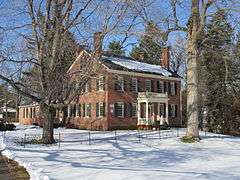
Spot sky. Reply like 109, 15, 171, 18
0, 0, 239, 59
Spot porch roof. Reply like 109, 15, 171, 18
137, 92, 169, 103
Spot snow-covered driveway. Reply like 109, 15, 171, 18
1, 126, 240, 180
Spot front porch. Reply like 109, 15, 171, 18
137, 92, 169, 129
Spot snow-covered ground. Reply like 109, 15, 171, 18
1, 125, 240, 180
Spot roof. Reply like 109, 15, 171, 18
0, 106, 16, 113
101, 54, 177, 77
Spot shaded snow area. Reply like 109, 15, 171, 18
102, 56, 172, 76
1, 125, 240, 180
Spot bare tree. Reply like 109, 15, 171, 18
0, 0, 142, 143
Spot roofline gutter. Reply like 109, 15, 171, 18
106, 69, 181, 81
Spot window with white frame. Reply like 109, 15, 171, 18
115, 76, 124, 91
85, 103, 91, 117
131, 78, 138, 92
146, 80, 151, 92
132, 103, 137, 117
84, 81, 91, 93
115, 102, 124, 117
170, 104, 176, 117
170, 82, 175, 95
157, 81, 164, 93
96, 102, 105, 117
97, 76, 105, 91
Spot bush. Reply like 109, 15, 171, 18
5, 123, 16, 131
180, 135, 200, 143
0, 122, 16, 131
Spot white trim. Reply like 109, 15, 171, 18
115, 102, 124, 118
145, 79, 151, 92
131, 78, 138, 92
107, 69, 181, 81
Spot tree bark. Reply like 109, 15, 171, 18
40, 103, 55, 144
186, 0, 200, 139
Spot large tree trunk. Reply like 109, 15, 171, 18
40, 103, 55, 144
186, 0, 200, 139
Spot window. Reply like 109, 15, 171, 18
84, 81, 91, 93
131, 78, 138, 92
85, 103, 91, 117
170, 82, 175, 95
71, 104, 76, 117
132, 103, 137, 117
146, 80, 151, 92
159, 104, 165, 116
169, 104, 177, 117
157, 81, 164, 93
96, 102, 106, 117
97, 76, 105, 91
76, 104, 81, 117
115, 76, 124, 91
115, 102, 124, 117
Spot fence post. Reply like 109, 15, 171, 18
177, 128, 179, 137
158, 129, 161, 140
88, 131, 91, 145
24, 134, 26, 148
138, 130, 141, 143
114, 130, 117, 143
3, 131, 6, 140
58, 132, 60, 149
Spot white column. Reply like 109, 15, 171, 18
67, 104, 71, 117
146, 101, 149, 125
166, 101, 169, 125
137, 102, 141, 125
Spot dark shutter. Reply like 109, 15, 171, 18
103, 76, 106, 91
73, 104, 76, 117
129, 103, 133, 117
174, 82, 177, 95
79, 104, 81, 117
114, 77, 118, 90
168, 82, 171, 94
124, 77, 127, 91
163, 103, 166, 118
168, 105, 171, 117
114, 103, 117, 117
164, 82, 167, 93
88, 80, 92, 92
83, 104, 85, 117
124, 103, 127, 117
96, 79, 99, 91
175, 105, 178, 117
103, 102, 106, 117
157, 81, 160, 93
151, 80, 154, 92
89, 104, 91, 117
96, 103, 99, 117
138, 80, 141, 92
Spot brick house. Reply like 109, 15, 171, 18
19, 33, 182, 130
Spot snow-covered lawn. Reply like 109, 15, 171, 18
1, 125, 240, 180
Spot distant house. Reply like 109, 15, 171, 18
0, 106, 17, 122
19, 32, 182, 130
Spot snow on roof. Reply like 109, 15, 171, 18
0, 106, 16, 113
102, 55, 173, 77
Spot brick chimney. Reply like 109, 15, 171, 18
93, 32, 103, 59
161, 47, 170, 69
